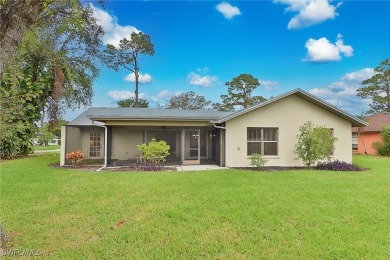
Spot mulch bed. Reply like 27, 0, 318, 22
107, 166, 177, 172
50, 163, 101, 171
50, 163, 177, 172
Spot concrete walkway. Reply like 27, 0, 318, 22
176, 164, 228, 171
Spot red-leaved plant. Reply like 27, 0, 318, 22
66, 149, 84, 166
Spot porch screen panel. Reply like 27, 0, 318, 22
200, 130, 207, 157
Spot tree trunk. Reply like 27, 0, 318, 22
134, 61, 139, 108
386, 83, 390, 112
40, 106, 45, 134
358, 127, 367, 155
0, 0, 47, 79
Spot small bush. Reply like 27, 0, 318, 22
372, 126, 390, 156
137, 139, 170, 165
294, 121, 338, 167
372, 141, 390, 156
316, 160, 363, 171
249, 153, 267, 168
66, 149, 84, 166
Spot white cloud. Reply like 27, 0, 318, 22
124, 72, 152, 84
151, 90, 182, 103
151, 90, 170, 102
261, 80, 280, 91
275, 0, 341, 29
90, 4, 140, 47
197, 67, 209, 73
187, 71, 218, 88
107, 90, 145, 101
304, 34, 353, 62
309, 68, 376, 115
216, 2, 241, 19
342, 68, 376, 83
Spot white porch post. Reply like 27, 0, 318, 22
60, 126, 66, 166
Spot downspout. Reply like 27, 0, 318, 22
213, 123, 227, 167
212, 123, 226, 130
94, 122, 108, 172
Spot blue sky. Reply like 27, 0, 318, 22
65, 1, 390, 120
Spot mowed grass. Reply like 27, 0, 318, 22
1, 154, 389, 258
33, 145, 60, 151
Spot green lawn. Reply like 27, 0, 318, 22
1, 154, 389, 258
33, 145, 60, 151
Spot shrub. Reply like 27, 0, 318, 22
249, 153, 267, 168
66, 149, 84, 166
294, 121, 338, 167
0, 122, 35, 159
372, 126, 390, 156
316, 160, 363, 171
137, 139, 170, 165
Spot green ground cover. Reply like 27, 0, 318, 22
33, 145, 60, 151
1, 154, 389, 258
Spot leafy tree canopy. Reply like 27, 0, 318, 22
357, 58, 390, 113
0, 1, 103, 159
212, 74, 266, 112
167, 91, 211, 110
118, 97, 149, 108
0, 0, 104, 79
44, 119, 69, 137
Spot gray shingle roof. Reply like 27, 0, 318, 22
67, 89, 368, 127
67, 107, 234, 126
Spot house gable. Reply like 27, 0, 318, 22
213, 89, 368, 127
224, 93, 355, 167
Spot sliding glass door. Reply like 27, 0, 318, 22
182, 129, 200, 165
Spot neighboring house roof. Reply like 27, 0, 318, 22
68, 89, 368, 127
352, 113, 390, 133
211, 89, 368, 127
67, 107, 233, 126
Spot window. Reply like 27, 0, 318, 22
352, 133, 358, 151
247, 128, 278, 156
90, 132, 101, 157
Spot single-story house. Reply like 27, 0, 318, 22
60, 89, 367, 167
352, 113, 390, 155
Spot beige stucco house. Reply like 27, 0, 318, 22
60, 89, 367, 167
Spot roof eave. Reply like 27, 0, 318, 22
87, 116, 215, 122
211, 88, 369, 127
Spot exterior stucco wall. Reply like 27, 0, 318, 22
357, 132, 381, 155
225, 94, 353, 167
